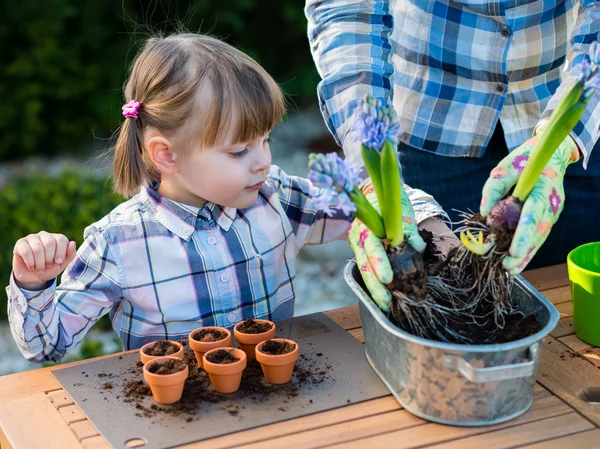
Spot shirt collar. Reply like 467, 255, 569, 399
140, 186, 236, 240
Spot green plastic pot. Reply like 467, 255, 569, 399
567, 242, 600, 347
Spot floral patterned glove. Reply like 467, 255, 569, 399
348, 181, 426, 312
480, 131, 580, 275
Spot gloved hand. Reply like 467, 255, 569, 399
480, 131, 580, 275
348, 181, 426, 312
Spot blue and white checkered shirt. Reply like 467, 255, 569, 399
306, 0, 600, 168
7, 165, 444, 363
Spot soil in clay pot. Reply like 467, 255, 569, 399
234, 319, 276, 360
203, 348, 247, 394
189, 327, 231, 368
140, 340, 184, 364
373, 229, 543, 345
256, 339, 299, 385
143, 357, 189, 404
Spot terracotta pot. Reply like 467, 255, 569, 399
188, 326, 232, 368
139, 340, 184, 365
255, 339, 299, 385
143, 357, 189, 404
233, 319, 276, 360
202, 347, 247, 393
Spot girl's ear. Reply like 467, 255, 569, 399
147, 135, 178, 176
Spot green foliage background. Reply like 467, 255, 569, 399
0, 0, 319, 161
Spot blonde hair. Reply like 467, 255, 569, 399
114, 33, 285, 197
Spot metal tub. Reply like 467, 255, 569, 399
343, 261, 559, 426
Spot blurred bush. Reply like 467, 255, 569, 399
0, 171, 124, 321
0, 0, 319, 161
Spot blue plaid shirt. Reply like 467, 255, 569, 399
7, 165, 444, 363
306, 0, 600, 168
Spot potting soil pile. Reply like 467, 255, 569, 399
52, 312, 389, 449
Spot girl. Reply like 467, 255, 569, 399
7, 34, 442, 364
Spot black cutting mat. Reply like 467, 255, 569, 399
52, 312, 389, 449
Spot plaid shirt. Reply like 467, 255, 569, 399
7, 165, 444, 363
306, 0, 600, 168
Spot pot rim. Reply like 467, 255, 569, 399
255, 338, 299, 365
143, 356, 189, 382
189, 326, 232, 351
202, 347, 247, 374
234, 319, 275, 335
344, 261, 560, 353
140, 340, 184, 360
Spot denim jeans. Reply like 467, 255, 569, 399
399, 124, 600, 269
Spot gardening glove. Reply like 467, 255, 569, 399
480, 131, 581, 275
348, 181, 426, 312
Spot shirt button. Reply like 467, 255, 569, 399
228, 313, 238, 324
207, 236, 217, 245
500, 27, 511, 38
220, 273, 229, 282
496, 84, 506, 93
182, 228, 191, 235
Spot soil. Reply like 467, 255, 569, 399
120, 345, 331, 420
379, 229, 544, 344
192, 329, 227, 342
205, 349, 239, 364
147, 359, 188, 375
260, 340, 296, 355
143, 340, 180, 357
236, 319, 273, 334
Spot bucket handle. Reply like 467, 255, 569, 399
445, 343, 539, 383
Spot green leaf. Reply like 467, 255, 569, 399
380, 141, 404, 246
361, 144, 386, 214
349, 187, 386, 239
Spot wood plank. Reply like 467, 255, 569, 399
81, 435, 112, 449
423, 412, 593, 449
523, 264, 569, 291
559, 335, 600, 368
328, 395, 571, 449
554, 302, 573, 318
70, 420, 101, 441
551, 317, 575, 338
347, 328, 364, 343
324, 305, 362, 330
47, 389, 75, 408
58, 404, 87, 424
542, 286, 571, 305
517, 429, 600, 448
0, 392, 82, 448
537, 335, 600, 426
235, 409, 424, 449
178, 397, 400, 449
0, 349, 136, 403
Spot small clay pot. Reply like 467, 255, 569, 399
188, 326, 232, 368
139, 340, 184, 365
233, 319, 276, 360
143, 357, 189, 404
255, 338, 299, 385
202, 347, 247, 393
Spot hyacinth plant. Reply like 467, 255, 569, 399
309, 96, 466, 342
452, 45, 600, 324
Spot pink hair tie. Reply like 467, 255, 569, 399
122, 100, 141, 119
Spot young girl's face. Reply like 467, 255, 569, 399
169, 129, 272, 209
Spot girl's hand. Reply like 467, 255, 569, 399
12, 232, 77, 290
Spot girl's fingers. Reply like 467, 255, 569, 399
354, 238, 392, 311
13, 239, 36, 271
60, 241, 77, 270
26, 235, 46, 271
38, 231, 57, 268
52, 234, 70, 265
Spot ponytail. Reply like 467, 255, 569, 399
113, 115, 159, 197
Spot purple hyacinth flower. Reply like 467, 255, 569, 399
350, 95, 403, 151
308, 152, 363, 217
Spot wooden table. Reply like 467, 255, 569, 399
1, 264, 600, 449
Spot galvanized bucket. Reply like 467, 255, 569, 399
343, 262, 559, 426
